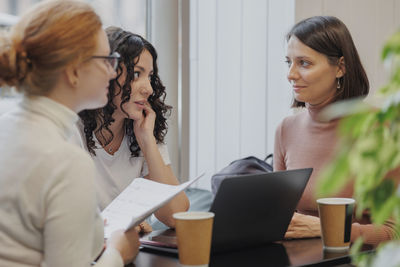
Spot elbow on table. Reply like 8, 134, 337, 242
166, 197, 190, 228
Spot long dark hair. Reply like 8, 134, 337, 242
79, 26, 171, 157
287, 16, 369, 107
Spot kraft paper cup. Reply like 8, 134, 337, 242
317, 198, 355, 252
173, 211, 214, 267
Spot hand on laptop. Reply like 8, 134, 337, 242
284, 212, 321, 239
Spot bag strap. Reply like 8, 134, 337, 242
264, 153, 273, 162
264, 153, 274, 170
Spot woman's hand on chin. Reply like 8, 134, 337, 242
134, 103, 156, 147
284, 212, 321, 239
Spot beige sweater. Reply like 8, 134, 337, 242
274, 102, 395, 245
0, 96, 123, 267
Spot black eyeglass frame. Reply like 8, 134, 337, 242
91, 51, 121, 70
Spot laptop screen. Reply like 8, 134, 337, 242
140, 168, 312, 254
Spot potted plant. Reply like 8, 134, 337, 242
317, 30, 400, 267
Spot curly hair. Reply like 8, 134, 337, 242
78, 26, 171, 157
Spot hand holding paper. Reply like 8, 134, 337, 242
102, 174, 204, 238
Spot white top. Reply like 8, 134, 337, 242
0, 96, 123, 267
71, 121, 171, 210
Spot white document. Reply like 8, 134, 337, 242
102, 174, 204, 238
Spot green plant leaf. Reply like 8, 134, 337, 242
317, 152, 350, 197
317, 29, 400, 258
369, 180, 398, 224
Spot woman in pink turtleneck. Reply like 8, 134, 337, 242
274, 16, 395, 245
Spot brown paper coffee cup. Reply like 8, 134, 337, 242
317, 198, 355, 252
173, 211, 214, 267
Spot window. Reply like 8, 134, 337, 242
0, 0, 148, 105
0, 0, 147, 36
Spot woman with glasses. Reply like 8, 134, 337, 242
76, 27, 189, 228
0, 1, 139, 266
92, 51, 121, 71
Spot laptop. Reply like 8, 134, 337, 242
140, 168, 312, 254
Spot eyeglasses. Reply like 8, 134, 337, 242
91, 51, 120, 70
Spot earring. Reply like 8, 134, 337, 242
336, 78, 341, 90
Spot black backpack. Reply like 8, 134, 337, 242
211, 154, 273, 196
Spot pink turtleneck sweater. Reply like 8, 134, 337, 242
274, 101, 395, 245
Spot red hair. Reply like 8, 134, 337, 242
0, 0, 102, 95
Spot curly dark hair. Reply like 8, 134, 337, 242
78, 26, 172, 157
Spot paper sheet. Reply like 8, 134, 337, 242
102, 174, 204, 238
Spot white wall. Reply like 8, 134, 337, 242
295, 0, 400, 94
148, 0, 180, 178
187, 0, 295, 190
184, 0, 400, 190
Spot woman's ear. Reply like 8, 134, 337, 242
336, 56, 346, 78
64, 64, 79, 88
